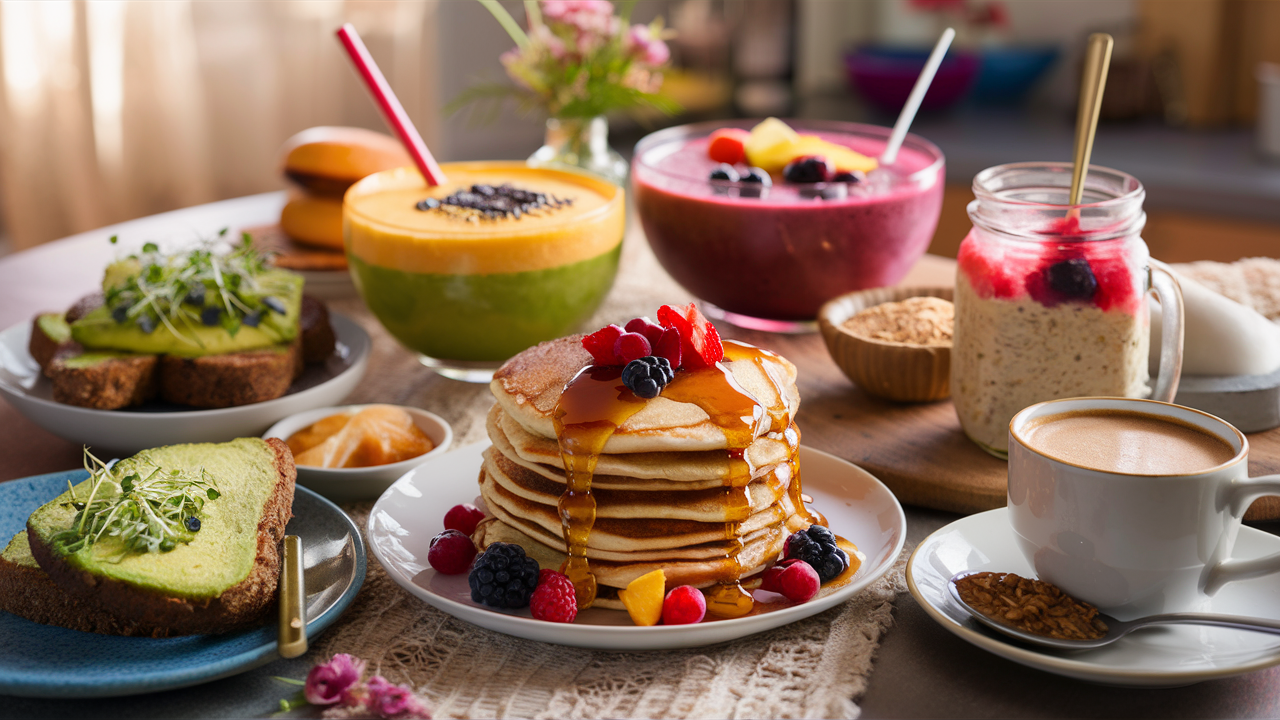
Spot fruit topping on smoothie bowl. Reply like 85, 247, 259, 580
344, 162, 625, 377
633, 119, 945, 324
422, 303, 866, 626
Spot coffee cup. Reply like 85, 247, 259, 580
1007, 397, 1280, 619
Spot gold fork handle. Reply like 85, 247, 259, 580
278, 535, 308, 658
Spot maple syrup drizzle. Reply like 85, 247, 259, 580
550, 340, 813, 617
552, 365, 648, 609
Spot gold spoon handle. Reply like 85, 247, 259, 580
1069, 33, 1115, 206
278, 535, 308, 658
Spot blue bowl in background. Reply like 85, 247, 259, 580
972, 46, 1059, 103
844, 45, 982, 113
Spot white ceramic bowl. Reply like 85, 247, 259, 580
264, 404, 453, 501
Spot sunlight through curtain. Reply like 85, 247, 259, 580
0, 0, 438, 250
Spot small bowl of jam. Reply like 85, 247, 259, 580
264, 403, 453, 500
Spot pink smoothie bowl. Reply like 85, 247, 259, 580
631, 119, 946, 325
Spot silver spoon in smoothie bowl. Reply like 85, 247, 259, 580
947, 571, 1280, 650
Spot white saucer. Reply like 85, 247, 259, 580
908, 508, 1280, 687
368, 442, 906, 651
0, 313, 370, 454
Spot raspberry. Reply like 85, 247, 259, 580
582, 324, 624, 365
784, 525, 849, 583
662, 585, 706, 625
707, 128, 749, 165
760, 559, 819, 602
443, 503, 485, 536
530, 569, 578, 623
428, 530, 476, 575
624, 317, 665, 346
653, 327, 683, 368
468, 542, 541, 608
614, 332, 652, 364
657, 303, 723, 370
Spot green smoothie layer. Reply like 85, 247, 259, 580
350, 245, 621, 362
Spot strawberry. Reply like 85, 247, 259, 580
654, 327, 683, 367
707, 128, 749, 165
582, 324, 624, 365
657, 303, 723, 370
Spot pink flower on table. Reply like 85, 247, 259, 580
366, 675, 432, 719
305, 653, 367, 706
625, 24, 670, 66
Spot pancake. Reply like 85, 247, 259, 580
473, 516, 795, 592
489, 404, 795, 486
484, 447, 792, 522
479, 463, 802, 552
490, 336, 800, 454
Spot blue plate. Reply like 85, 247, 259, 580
0, 470, 366, 698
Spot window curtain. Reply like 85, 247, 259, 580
0, 0, 439, 251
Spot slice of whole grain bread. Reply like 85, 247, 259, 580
26, 438, 297, 636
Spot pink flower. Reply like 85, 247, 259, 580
366, 676, 431, 719
541, 0, 613, 23
305, 654, 366, 706
531, 25, 568, 60
626, 24, 670, 66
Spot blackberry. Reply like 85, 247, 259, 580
621, 356, 675, 399
709, 164, 740, 182
184, 516, 201, 532
1045, 259, 1098, 300
785, 525, 849, 583
833, 171, 863, 183
783, 155, 834, 184
468, 542, 541, 609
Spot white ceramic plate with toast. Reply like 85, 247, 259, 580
909, 508, 1280, 687
0, 469, 366, 698
0, 313, 370, 454
367, 442, 906, 651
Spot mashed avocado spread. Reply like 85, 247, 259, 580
26, 438, 279, 599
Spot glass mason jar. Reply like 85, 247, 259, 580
951, 162, 1184, 457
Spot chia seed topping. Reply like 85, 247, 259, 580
415, 184, 573, 222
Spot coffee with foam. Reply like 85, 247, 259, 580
1022, 409, 1236, 475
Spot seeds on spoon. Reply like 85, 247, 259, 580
955, 571, 1108, 641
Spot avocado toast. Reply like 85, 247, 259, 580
27, 236, 336, 410
15, 437, 296, 636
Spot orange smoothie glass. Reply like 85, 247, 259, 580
344, 162, 625, 381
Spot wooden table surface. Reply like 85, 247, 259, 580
3, 193, 1280, 718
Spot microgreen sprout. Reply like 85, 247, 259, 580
96, 231, 289, 348
56, 448, 220, 557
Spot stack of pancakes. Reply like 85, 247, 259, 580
476, 336, 812, 610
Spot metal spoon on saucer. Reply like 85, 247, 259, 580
947, 572, 1280, 650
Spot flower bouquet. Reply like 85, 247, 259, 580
452, 0, 679, 184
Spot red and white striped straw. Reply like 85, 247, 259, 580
336, 23, 447, 187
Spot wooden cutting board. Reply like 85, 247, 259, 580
722, 309, 1280, 523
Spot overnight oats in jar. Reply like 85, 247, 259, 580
951, 162, 1183, 457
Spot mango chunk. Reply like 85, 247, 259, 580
618, 569, 666, 626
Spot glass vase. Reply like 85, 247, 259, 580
528, 116, 628, 186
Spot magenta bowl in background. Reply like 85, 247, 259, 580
632, 119, 945, 327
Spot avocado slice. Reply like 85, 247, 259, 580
35, 313, 71, 344
2, 531, 38, 569
70, 270, 304, 357
26, 438, 281, 600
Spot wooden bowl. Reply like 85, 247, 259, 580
817, 286, 954, 402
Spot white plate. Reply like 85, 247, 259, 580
0, 313, 370, 454
368, 442, 906, 650
263, 404, 454, 501
908, 508, 1280, 687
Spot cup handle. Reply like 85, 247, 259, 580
1205, 474, 1280, 595
1149, 260, 1184, 403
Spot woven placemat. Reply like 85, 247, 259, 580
309, 223, 910, 719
